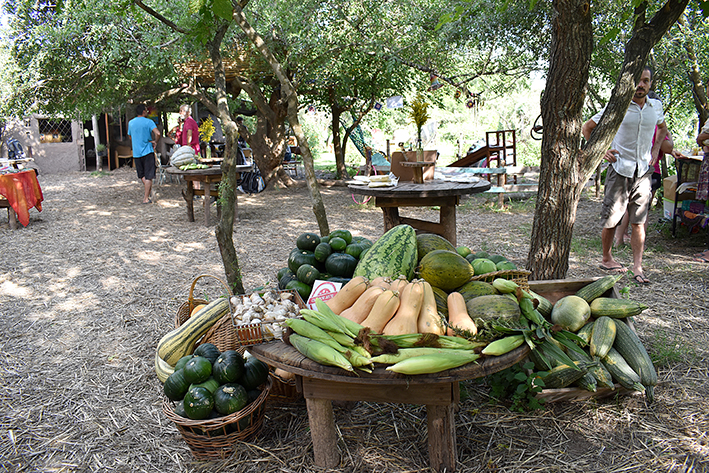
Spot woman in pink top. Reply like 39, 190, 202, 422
178, 104, 200, 154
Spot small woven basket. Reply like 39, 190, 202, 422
175, 274, 233, 329
469, 269, 531, 292
162, 377, 272, 460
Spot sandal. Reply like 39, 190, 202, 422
632, 274, 650, 284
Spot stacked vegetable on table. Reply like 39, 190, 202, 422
278, 224, 657, 401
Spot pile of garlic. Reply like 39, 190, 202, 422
229, 290, 301, 341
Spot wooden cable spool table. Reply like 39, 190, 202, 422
348, 179, 491, 246
249, 340, 529, 472
166, 164, 253, 226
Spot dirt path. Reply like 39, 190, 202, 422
0, 167, 707, 472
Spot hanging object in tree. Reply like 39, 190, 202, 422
374, 102, 383, 111
466, 98, 475, 109
454, 90, 462, 100
429, 74, 443, 92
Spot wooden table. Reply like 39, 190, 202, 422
249, 341, 528, 472
166, 164, 253, 226
0, 170, 43, 229
349, 179, 491, 245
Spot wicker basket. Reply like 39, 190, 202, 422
268, 370, 303, 404
163, 377, 272, 460
469, 269, 531, 292
229, 290, 306, 347
175, 274, 233, 329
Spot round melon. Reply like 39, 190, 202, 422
465, 294, 521, 323
471, 258, 497, 275
488, 254, 507, 264
496, 260, 517, 271
416, 233, 456, 262
456, 246, 472, 258
551, 295, 591, 331
296, 232, 320, 251
417, 249, 474, 292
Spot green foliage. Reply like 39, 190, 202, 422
486, 361, 546, 412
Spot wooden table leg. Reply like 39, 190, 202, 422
184, 181, 195, 222
427, 403, 457, 472
305, 398, 340, 469
381, 206, 400, 231
440, 204, 456, 246
7, 207, 18, 230
203, 180, 211, 226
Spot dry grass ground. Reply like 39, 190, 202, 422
0, 167, 707, 472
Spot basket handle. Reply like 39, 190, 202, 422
188, 274, 233, 314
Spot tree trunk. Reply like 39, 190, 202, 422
527, 0, 689, 280
684, 43, 708, 129
233, 1, 330, 235
208, 25, 246, 295
330, 101, 348, 179
527, 0, 593, 280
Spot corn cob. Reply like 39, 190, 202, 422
301, 309, 353, 337
492, 278, 518, 294
481, 335, 525, 356
288, 333, 354, 372
518, 297, 547, 327
381, 333, 485, 350
590, 297, 648, 319
286, 318, 348, 353
589, 316, 616, 358
342, 349, 374, 372
315, 299, 365, 337
527, 289, 553, 318
601, 347, 645, 392
385, 351, 480, 375
371, 347, 477, 364
324, 329, 356, 347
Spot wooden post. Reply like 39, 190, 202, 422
92, 115, 101, 171
305, 398, 340, 468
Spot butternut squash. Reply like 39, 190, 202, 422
369, 276, 391, 289
340, 285, 386, 323
417, 281, 445, 335
383, 281, 424, 335
446, 291, 477, 336
360, 289, 400, 333
388, 276, 409, 294
325, 276, 368, 314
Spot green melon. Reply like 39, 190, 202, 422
488, 254, 507, 264
496, 260, 518, 271
551, 295, 591, 332
296, 232, 321, 251
455, 280, 498, 301
471, 258, 497, 275
416, 233, 456, 262
417, 249, 475, 292
456, 246, 472, 258
465, 294, 521, 323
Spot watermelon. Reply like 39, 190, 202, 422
353, 225, 417, 281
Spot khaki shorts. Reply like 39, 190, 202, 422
601, 166, 652, 229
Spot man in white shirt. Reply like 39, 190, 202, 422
582, 67, 668, 284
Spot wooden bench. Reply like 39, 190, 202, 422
441, 166, 540, 207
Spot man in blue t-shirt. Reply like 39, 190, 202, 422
127, 104, 161, 204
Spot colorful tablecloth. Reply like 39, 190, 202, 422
0, 170, 43, 227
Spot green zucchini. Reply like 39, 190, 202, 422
566, 347, 615, 389
590, 297, 648, 318
612, 319, 657, 398
589, 316, 616, 358
539, 361, 591, 389
574, 274, 623, 303
601, 347, 645, 392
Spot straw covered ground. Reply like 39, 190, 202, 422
1, 166, 708, 472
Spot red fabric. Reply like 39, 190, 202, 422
0, 170, 43, 227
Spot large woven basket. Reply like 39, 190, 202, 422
267, 369, 303, 404
162, 378, 272, 460
469, 269, 531, 292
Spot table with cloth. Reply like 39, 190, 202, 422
0, 170, 43, 229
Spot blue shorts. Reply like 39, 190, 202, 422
135, 153, 156, 180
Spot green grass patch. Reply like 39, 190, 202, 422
648, 328, 697, 367
90, 170, 110, 177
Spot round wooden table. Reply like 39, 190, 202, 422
348, 179, 491, 246
166, 164, 253, 226
249, 340, 529, 472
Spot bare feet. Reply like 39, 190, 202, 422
693, 249, 709, 263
